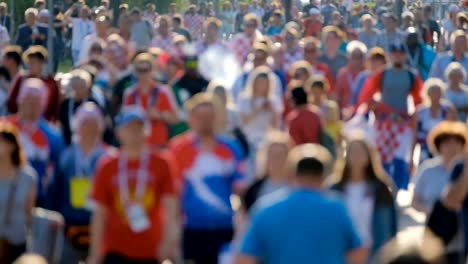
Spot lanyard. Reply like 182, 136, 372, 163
74, 144, 100, 176
404, 45, 420, 69
118, 150, 150, 206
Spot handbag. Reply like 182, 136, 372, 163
0, 176, 19, 263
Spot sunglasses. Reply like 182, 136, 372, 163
244, 23, 257, 28
304, 48, 317, 53
136, 66, 152, 73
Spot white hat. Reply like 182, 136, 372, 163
448, 4, 460, 13
38, 9, 49, 18
309, 8, 320, 16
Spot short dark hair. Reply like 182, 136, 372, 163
0, 121, 26, 167
290, 86, 308, 106
130, 8, 141, 15
172, 15, 182, 24
296, 157, 325, 178
4, 46, 22, 66
434, 134, 466, 151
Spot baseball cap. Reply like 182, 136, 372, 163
390, 43, 405, 53
309, 8, 320, 16
448, 4, 460, 13
114, 106, 146, 127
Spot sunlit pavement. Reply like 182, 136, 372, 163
397, 184, 426, 235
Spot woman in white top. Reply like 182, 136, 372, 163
445, 62, 468, 121
329, 136, 397, 258
237, 66, 283, 180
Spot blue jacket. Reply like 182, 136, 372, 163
416, 44, 436, 81
47, 144, 107, 226
16, 24, 48, 51
330, 180, 398, 254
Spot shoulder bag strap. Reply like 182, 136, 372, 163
3, 176, 19, 227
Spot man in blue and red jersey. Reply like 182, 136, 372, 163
170, 93, 247, 264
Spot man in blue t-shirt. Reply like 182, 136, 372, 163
237, 144, 367, 264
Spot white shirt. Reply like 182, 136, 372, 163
71, 18, 95, 50
344, 182, 374, 247
0, 24, 9, 50
78, 34, 103, 64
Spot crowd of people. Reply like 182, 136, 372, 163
0, 0, 467, 263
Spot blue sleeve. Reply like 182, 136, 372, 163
240, 213, 265, 258
223, 138, 246, 183
450, 162, 465, 182
45, 156, 65, 211
351, 73, 367, 105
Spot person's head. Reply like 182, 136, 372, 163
87, 39, 105, 59
303, 37, 321, 63
25, 8, 38, 26
204, 17, 221, 40
207, 79, 230, 105
133, 53, 154, 82
72, 102, 104, 143
146, 3, 156, 12
383, 13, 398, 31
283, 27, 300, 49
423, 78, 445, 106
220, 0, 231, 11
258, 131, 290, 178
3, 46, 23, 70
35, 0, 45, 10
169, 3, 177, 14
79, 5, 90, 19
95, 15, 111, 38
69, 69, 92, 100
243, 13, 260, 37
23, 46, 48, 76
13, 254, 48, 264
360, 14, 376, 30
445, 62, 467, 86
448, 4, 460, 19
37, 9, 49, 24
289, 61, 313, 82
288, 144, 333, 186
172, 14, 183, 28
185, 93, 220, 136
336, 135, 392, 187
406, 27, 422, 48
17, 78, 48, 121
130, 8, 142, 22
158, 15, 171, 35
105, 34, 129, 69
288, 81, 309, 108
115, 106, 147, 149
251, 42, 269, 68
0, 121, 26, 168
322, 26, 343, 52
331, 10, 341, 25
308, 8, 322, 21
306, 75, 330, 102
188, 4, 197, 15
271, 10, 282, 25
456, 12, 468, 28
428, 121, 467, 161
346, 40, 367, 69
367, 47, 387, 71
389, 43, 407, 68
119, 4, 129, 15
450, 30, 467, 55
0, 3, 7, 16
244, 66, 274, 98
423, 4, 432, 19
402, 11, 415, 28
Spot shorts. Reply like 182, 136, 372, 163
183, 229, 234, 264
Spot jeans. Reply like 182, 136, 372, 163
72, 49, 80, 66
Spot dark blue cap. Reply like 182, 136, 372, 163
390, 43, 405, 53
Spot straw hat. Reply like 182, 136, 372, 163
427, 121, 468, 154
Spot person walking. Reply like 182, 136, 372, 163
236, 143, 367, 264
0, 121, 37, 263
88, 106, 179, 264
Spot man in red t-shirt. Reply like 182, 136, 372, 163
88, 106, 178, 264
286, 81, 323, 145
123, 53, 178, 148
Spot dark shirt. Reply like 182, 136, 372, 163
174, 73, 209, 98
111, 73, 136, 115
173, 28, 192, 42
450, 161, 468, 253
16, 24, 48, 51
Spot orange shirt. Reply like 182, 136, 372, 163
124, 84, 175, 147
91, 151, 176, 259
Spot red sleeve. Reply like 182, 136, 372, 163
287, 114, 302, 145
358, 71, 383, 105
324, 67, 335, 94
91, 156, 114, 207
335, 69, 348, 109
157, 153, 177, 197
156, 92, 174, 113
159, 150, 181, 196
7, 75, 23, 114
411, 75, 424, 106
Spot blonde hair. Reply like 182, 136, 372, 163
257, 131, 291, 177
243, 13, 260, 26
423, 78, 446, 105
241, 66, 276, 99
288, 60, 313, 78
70, 69, 92, 89
445, 61, 467, 81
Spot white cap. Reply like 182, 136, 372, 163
448, 4, 460, 13
309, 8, 320, 16
38, 9, 49, 18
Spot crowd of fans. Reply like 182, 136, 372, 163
0, 0, 467, 263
